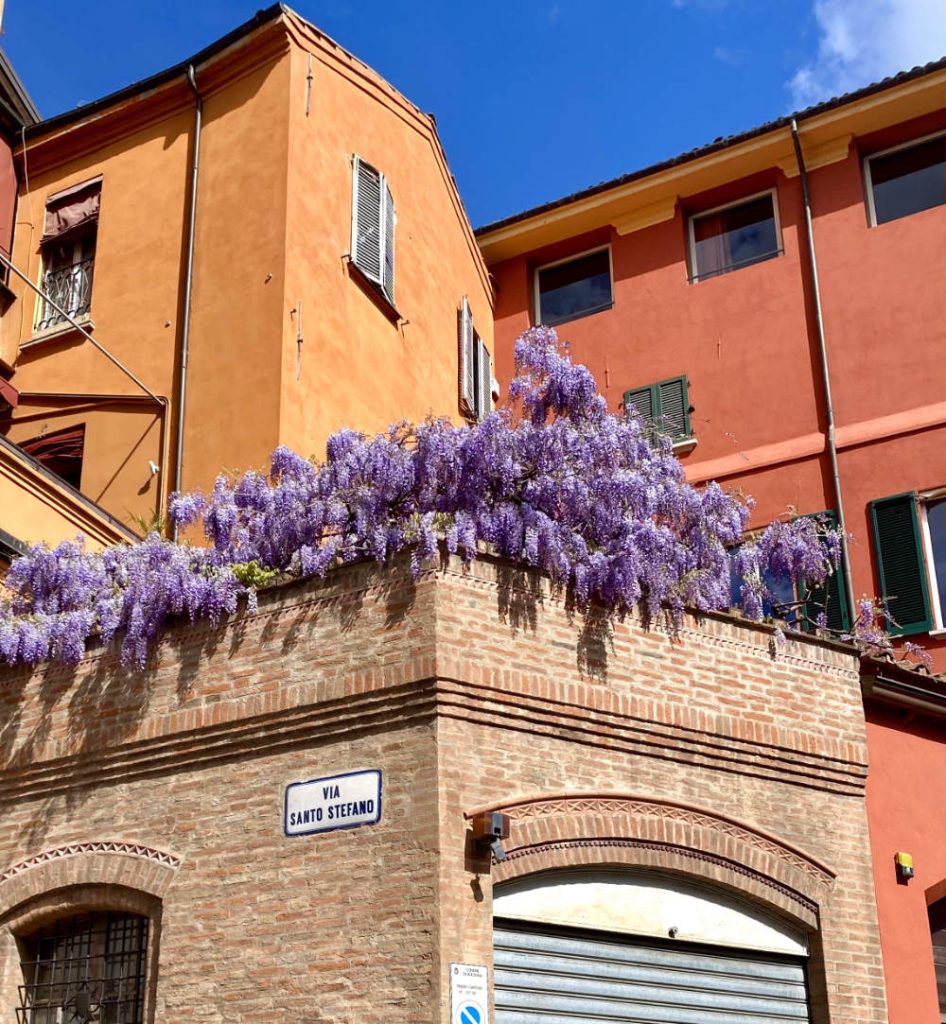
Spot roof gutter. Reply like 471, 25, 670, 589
172, 64, 202, 539
790, 118, 857, 629
862, 670, 946, 719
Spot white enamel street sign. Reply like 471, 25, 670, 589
284, 769, 382, 836
450, 963, 489, 1024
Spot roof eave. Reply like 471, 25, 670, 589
475, 57, 946, 262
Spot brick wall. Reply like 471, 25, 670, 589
0, 553, 886, 1022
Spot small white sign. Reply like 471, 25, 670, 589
450, 963, 489, 1024
284, 769, 382, 837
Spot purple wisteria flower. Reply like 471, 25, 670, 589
0, 328, 845, 669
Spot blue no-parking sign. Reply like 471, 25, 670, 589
450, 963, 489, 1024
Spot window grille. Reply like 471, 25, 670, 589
17, 912, 148, 1024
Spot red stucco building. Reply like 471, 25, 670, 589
477, 60, 946, 1022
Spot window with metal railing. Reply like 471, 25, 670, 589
17, 911, 148, 1024
35, 177, 101, 333
36, 243, 95, 332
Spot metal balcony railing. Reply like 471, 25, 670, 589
37, 256, 95, 331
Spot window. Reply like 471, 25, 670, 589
351, 156, 395, 305
929, 896, 946, 1022
535, 247, 612, 326
458, 295, 492, 422
19, 424, 86, 490
865, 133, 945, 226
797, 510, 851, 633
870, 491, 946, 635
623, 376, 691, 444
0, 526, 27, 577
36, 178, 101, 332
17, 911, 149, 1024
729, 550, 799, 624
729, 511, 851, 633
688, 191, 781, 281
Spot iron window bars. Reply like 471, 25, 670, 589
17, 912, 148, 1024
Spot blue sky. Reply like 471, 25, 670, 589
4, 1, 944, 227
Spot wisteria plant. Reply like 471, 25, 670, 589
1, 327, 846, 670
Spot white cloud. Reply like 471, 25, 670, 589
789, 0, 946, 108
713, 45, 743, 67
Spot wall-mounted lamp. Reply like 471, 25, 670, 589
471, 811, 510, 863
895, 851, 914, 881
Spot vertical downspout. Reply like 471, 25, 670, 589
791, 118, 857, 626
173, 64, 202, 539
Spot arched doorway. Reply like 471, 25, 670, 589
493, 870, 812, 1022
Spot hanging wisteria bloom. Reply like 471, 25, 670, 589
0, 328, 843, 669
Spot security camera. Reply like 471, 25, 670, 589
148, 461, 160, 477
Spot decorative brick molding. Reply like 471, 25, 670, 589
0, 842, 181, 919
472, 793, 835, 928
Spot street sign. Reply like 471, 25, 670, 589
284, 769, 382, 837
450, 963, 489, 1024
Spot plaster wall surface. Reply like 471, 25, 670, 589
1, 12, 492, 529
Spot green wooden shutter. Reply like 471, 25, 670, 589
658, 376, 690, 440
799, 511, 850, 632
624, 385, 654, 423
624, 378, 690, 442
870, 493, 932, 635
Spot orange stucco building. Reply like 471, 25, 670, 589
0, 5, 492, 532
0, 48, 133, 561
478, 60, 946, 1022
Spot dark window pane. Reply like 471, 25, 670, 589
928, 497, 946, 622
871, 137, 945, 225
729, 549, 798, 623
19, 912, 148, 1024
19, 424, 85, 490
692, 194, 779, 279
538, 249, 611, 325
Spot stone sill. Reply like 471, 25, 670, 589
671, 436, 698, 454
21, 315, 94, 350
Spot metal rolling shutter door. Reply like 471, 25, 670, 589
494, 923, 811, 1024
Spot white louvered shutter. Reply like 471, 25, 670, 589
352, 156, 383, 285
458, 296, 475, 415
382, 180, 396, 303
477, 338, 492, 421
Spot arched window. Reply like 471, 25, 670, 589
16, 911, 148, 1023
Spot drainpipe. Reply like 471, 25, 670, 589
790, 118, 857, 627
173, 63, 202, 539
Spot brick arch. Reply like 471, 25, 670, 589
467, 792, 836, 929
0, 842, 181, 921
